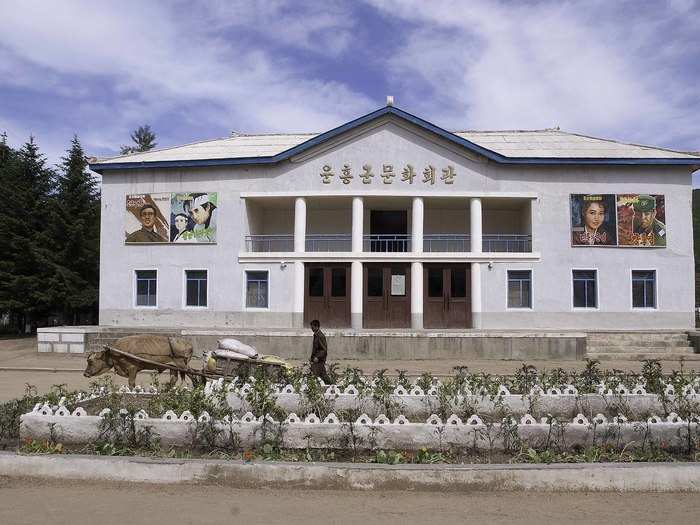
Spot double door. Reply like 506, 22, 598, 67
424, 264, 471, 328
304, 264, 350, 327
363, 263, 411, 328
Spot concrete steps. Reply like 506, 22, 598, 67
587, 331, 699, 361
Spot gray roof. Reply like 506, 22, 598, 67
92, 106, 700, 170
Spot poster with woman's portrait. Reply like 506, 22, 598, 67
616, 194, 666, 247
170, 192, 218, 243
125, 193, 171, 243
570, 194, 617, 246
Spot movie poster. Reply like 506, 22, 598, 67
125, 193, 171, 243
616, 194, 666, 247
125, 192, 218, 244
170, 192, 218, 243
570, 194, 617, 246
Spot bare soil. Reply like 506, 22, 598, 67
2, 336, 700, 402
0, 476, 698, 525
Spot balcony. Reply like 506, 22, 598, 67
245, 233, 532, 253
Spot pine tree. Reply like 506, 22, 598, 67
0, 137, 57, 332
51, 136, 100, 324
120, 124, 157, 154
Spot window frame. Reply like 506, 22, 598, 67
183, 268, 209, 309
571, 268, 599, 310
505, 268, 533, 310
133, 268, 158, 309
244, 268, 270, 311
630, 269, 658, 310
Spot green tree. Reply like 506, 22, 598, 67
0, 136, 57, 332
51, 136, 101, 324
120, 124, 157, 154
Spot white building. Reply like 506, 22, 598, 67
90, 104, 699, 333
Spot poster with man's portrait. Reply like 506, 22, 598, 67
616, 194, 666, 247
170, 192, 218, 243
570, 194, 617, 246
125, 193, 171, 243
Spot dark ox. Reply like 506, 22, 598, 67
84, 335, 194, 388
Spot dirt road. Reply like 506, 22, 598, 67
2, 336, 700, 402
0, 476, 697, 525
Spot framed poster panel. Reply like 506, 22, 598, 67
570, 194, 617, 246
616, 194, 666, 247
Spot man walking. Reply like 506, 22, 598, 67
309, 319, 331, 384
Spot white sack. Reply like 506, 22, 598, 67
217, 338, 259, 358
212, 348, 250, 361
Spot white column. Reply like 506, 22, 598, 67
294, 197, 306, 253
293, 261, 304, 327
471, 262, 482, 329
351, 261, 363, 329
411, 196, 424, 254
470, 197, 482, 254
352, 196, 364, 253
411, 261, 423, 329
470, 197, 483, 328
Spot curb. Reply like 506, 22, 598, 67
0, 367, 84, 372
1, 452, 699, 492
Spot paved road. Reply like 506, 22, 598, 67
2, 336, 700, 402
0, 477, 697, 525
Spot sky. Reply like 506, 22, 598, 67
0, 0, 698, 175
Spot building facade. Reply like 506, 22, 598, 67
91, 106, 700, 331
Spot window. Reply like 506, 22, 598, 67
331, 268, 346, 297
507, 270, 532, 308
246, 271, 269, 308
185, 270, 208, 307
573, 270, 597, 308
308, 268, 324, 297
367, 267, 383, 297
632, 270, 656, 308
135, 270, 157, 307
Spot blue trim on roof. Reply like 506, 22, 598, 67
90, 106, 700, 172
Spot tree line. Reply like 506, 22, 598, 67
0, 125, 156, 333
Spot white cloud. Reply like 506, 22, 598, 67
0, 0, 374, 158
368, 0, 700, 151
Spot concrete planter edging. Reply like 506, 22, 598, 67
1, 452, 699, 492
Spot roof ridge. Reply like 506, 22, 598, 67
560, 131, 700, 156
96, 135, 235, 163
452, 129, 560, 134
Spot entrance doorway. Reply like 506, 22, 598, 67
423, 264, 471, 328
368, 210, 408, 252
363, 263, 411, 328
304, 264, 351, 328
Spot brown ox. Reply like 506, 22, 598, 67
83, 335, 193, 388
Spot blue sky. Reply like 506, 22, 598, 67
0, 0, 698, 173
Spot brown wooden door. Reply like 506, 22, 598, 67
304, 264, 350, 328
363, 263, 411, 328
424, 264, 471, 328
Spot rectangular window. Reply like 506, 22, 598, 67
573, 270, 597, 308
507, 270, 532, 308
632, 270, 656, 308
246, 271, 269, 308
135, 270, 157, 307
185, 270, 208, 307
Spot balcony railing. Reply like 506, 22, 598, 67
306, 234, 352, 252
424, 234, 471, 252
245, 235, 294, 252
363, 234, 411, 252
482, 234, 532, 252
245, 233, 531, 253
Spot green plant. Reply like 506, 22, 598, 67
372, 450, 403, 464
413, 447, 447, 464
